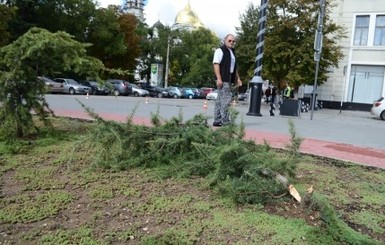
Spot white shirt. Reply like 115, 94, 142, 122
213, 48, 236, 73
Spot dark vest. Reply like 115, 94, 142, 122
218, 45, 237, 84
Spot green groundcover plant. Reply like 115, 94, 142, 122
0, 107, 383, 244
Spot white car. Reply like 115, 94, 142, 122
371, 97, 385, 120
206, 90, 218, 100
129, 83, 149, 97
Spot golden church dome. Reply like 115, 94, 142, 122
174, 2, 204, 29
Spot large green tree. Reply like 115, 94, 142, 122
0, 27, 105, 138
236, 3, 261, 89
2, 0, 97, 43
265, 0, 345, 88
1, 1, 144, 79
35, 0, 97, 42
87, 6, 142, 75
115, 13, 141, 73
0, 3, 16, 46
1, 0, 37, 41
87, 6, 126, 68
178, 28, 219, 88
148, 26, 219, 88
134, 21, 153, 81
236, 0, 345, 90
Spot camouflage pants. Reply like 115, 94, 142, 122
214, 82, 233, 125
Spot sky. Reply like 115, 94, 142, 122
98, 0, 254, 38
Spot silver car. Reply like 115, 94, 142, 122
39, 76, 64, 94
53, 78, 91, 95
128, 83, 149, 97
162, 86, 182, 98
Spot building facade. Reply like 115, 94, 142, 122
319, 0, 385, 110
124, 0, 145, 22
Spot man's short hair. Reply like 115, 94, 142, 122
224, 34, 234, 40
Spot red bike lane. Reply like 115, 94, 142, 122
244, 129, 385, 169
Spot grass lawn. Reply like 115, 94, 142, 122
0, 117, 384, 244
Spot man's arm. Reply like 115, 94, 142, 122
235, 71, 242, 87
213, 63, 223, 88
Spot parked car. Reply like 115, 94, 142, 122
128, 83, 149, 97
238, 89, 250, 101
206, 90, 218, 100
53, 78, 90, 95
80, 81, 110, 95
143, 85, 165, 98
191, 88, 206, 99
106, 79, 132, 96
162, 86, 182, 98
200, 87, 215, 97
39, 76, 63, 94
181, 87, 195, 99
371, 97, 385, 120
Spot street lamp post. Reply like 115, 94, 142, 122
310, 0, 326, 120
164, 36, 171, 88
247, 0, 268, 117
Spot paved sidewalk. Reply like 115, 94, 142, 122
236, 102, 385, 169
244, 129, 385, 169
53, 105, 385, 169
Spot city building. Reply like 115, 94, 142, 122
319, 0, 385, 110
123, 0, 145, 22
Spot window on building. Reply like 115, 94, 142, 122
348, 65, 384, 103
353, 15, 370, 46
374, 15, 385, 46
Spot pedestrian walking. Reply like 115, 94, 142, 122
212, 34, 242, 127
265, 86, 272, 104
269, 85, 278, 116
271, 85, 277, 104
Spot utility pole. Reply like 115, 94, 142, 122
247, 0, 268, 117
311, 0, 326, 120
164, 36, 171, 88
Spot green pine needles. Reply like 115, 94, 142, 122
79, 103, 301, 205
54, 103, 383, 244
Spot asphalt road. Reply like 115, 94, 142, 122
45, 94, 385, 151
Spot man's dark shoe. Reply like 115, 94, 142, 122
212, 122, 222, 127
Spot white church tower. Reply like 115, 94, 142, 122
123, 0, 145, 22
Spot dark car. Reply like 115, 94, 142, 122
80, 81, 110, 95
141, 85, 165, 98
106, 79, 132, 96
191, 88, 205, 99
200, 87, 215, 98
